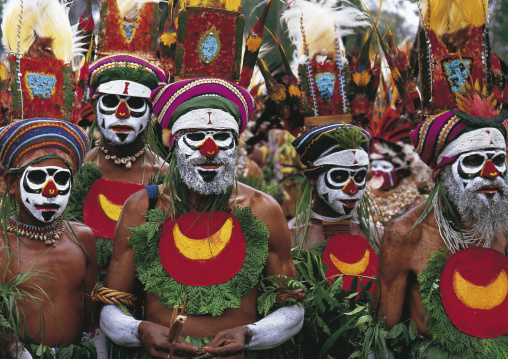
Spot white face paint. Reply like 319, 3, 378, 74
451, 149, 507, 206
316, 166, 368, 216
20, 165, 72, 223
371, 160, 394, 173
175, 129, 238, 196
96, 94, 150, 145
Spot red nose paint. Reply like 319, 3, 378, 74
42, 180, 58, 198
115, 101, 130, 119
342, 178, 359, 195
199, 137, 220, 158
480, 160, 500, 179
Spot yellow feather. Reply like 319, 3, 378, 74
185, 0, 240, 10
422, 0, 487, 36
2, 0, 73, 62
224, 0, 241, 11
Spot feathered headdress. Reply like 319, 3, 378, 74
261, 0, 379, 135
165, 0, 274, 86
87, 0, 166, 100
417, 0, 502, 115
0, 0, 85, 122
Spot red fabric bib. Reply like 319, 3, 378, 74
323, 234, 378, 293
440, 247, 508, 338
159, 211, 246, 286
83, 178, 144, 239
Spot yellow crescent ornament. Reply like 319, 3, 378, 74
453, 269, 508, 310
99, 194, 123, 222
329, 250, 370, 275
174, 218, 233, 260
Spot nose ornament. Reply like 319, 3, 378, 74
115, 101, 130, 119
199, 137, 220, 158
42, 180, 58, 198
343, 178, 359, 195
480, 160, 499, 179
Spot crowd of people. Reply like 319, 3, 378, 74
0, 0, 507, 358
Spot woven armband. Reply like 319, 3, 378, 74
92, 286, 137, 307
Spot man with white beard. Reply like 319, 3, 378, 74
377, 85, 508, 357
96, 78, 304, 358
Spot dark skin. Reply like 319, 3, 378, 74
0, 158, 97, 347
85, 135, 168, 186
288, 173, 382, 248
377, 201, 507, 334
105, 162, 297, 358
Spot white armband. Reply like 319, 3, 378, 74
245, 304, 304, 350
9, 344, 32, 359
91, 328, 108, 359
100, 305, 141, 347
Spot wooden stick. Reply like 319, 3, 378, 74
181, 296, 189, 315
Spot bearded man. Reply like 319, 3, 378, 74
0, 119, 97, 358
377, 87, 508, 357
94, 78, 304, 358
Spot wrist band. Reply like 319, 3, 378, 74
92, 286, 137, 307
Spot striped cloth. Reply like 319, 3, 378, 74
410, 110, 508, 179
150, 78, 256, 147
0, 118, 89, 173
88, 54, 166, 96
292, 123, 370, 171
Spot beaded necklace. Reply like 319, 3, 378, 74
96, 140, 146, 170
6, 216, 65, 247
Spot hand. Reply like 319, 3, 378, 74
138, 321, 204, 358
202, 326, 248, 358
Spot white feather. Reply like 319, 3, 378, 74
2, 0, 76, 62
281, 0, 368, 61
117, 0, 160, 21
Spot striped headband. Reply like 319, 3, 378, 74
0, 119, 90, 173
293, 123, 371, 169
88, 54, 166, 96
411, 110, 508, 178
150, 78, 256, 136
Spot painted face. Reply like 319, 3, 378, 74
451, 149, 507, 205
21, 165, 72, 223
96, 94, 150, 145
316, 166, 368, 216
370, 159, 401, 191
175, 129, 238, 196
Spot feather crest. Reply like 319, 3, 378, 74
281, 0, 368, 62
117, 0, 160, 21
2, 0, 77, 62
421, 0, 487, 36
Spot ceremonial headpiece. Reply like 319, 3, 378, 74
293, 123, 370, 175
382, 0, 503, 117
411, 83, 508, 179
151, 0, 274, 148
151, 78, 256, 148
0, 0, 85, 122
0, 118, 90, 174
163, 0, 274, 87
274, 0, 379, 133
87, 0, 166, 99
